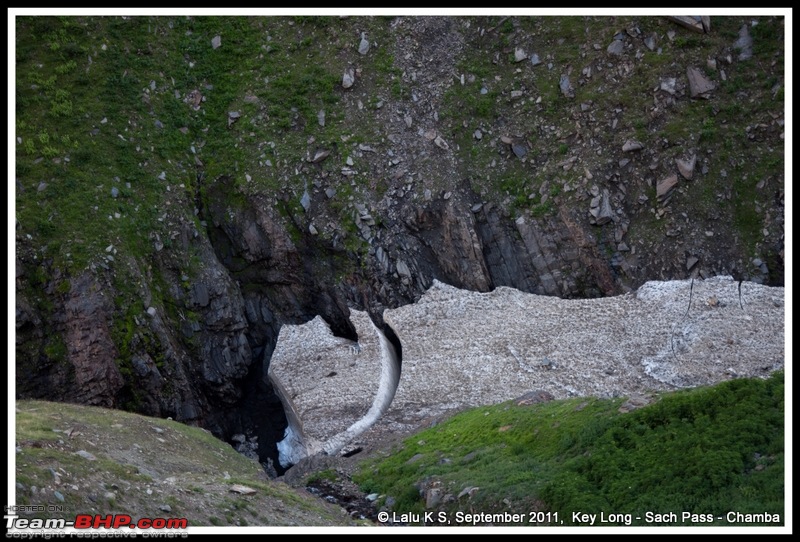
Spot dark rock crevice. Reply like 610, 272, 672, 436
196, 177, 404, 469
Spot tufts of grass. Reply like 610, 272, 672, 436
306, 468, 339, 485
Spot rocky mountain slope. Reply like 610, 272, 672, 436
14, 14, 785, 474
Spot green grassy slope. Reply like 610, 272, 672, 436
354, 372, 784, 526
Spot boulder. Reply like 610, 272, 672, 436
687, 66, 715, 99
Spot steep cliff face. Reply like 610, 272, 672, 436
391, 198, 616, 297
15, 222, 254, 427
15, 172, 626, 470
17, 272, 123, 407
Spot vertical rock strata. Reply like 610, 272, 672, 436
63, 274, 124, 407
269, 277, 783, 465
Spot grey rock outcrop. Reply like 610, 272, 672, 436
607, 39, 624, 55
595, 189, 615, 225
17, 198, 256, 434
342, 68, 355, 89
666, 16, 710, 34
622, 139, 643, 152
559, 74, 574, 98
660, 77, 677, 95
358, 33, 370, 56
657, 174, 679, 202
63, 273, 125, 407
734, 24, 753, 60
